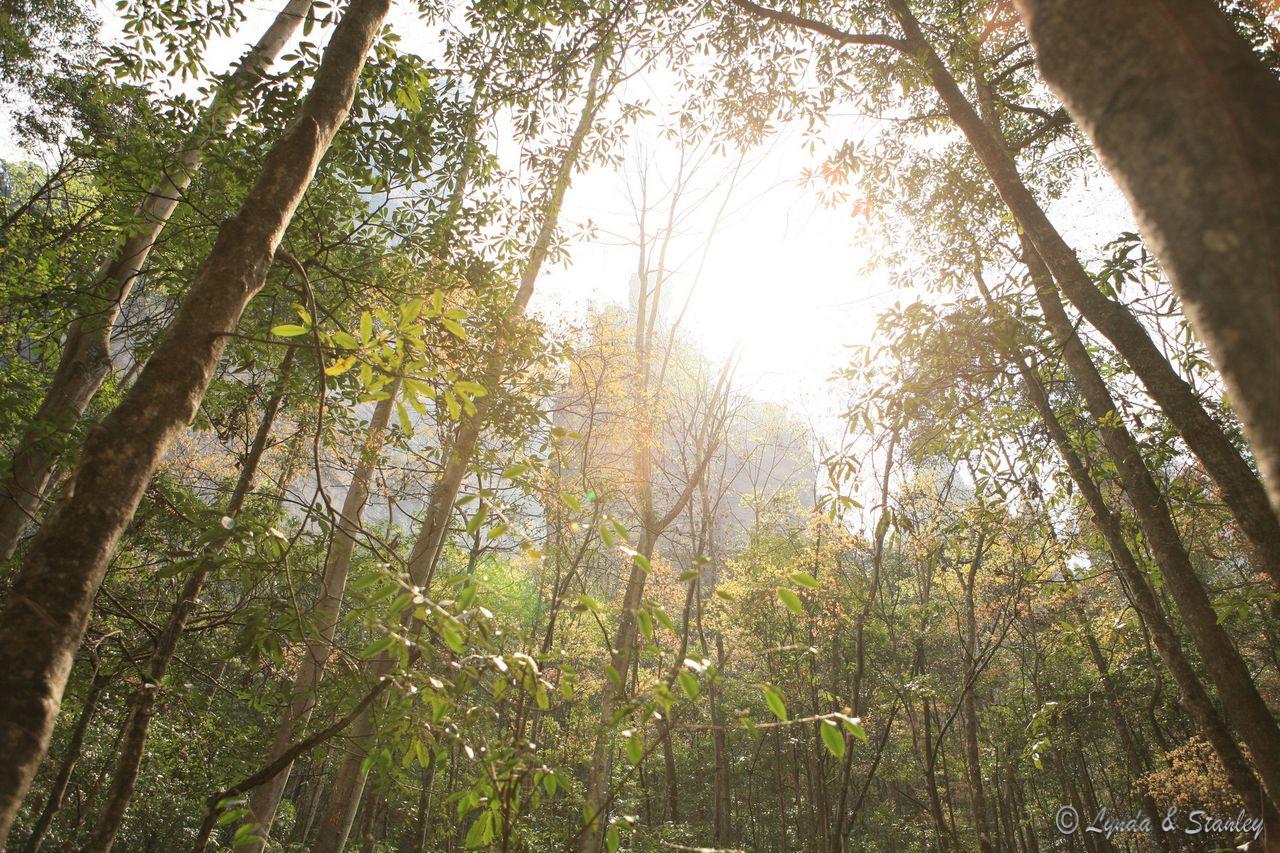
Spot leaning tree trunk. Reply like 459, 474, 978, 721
236, 382, 398, 851
980, 272, 1280, 829
0, 0, 313, 560
1026, 245, 1280, 808
0, 0, 390, 843
1012, 0, 1280, 520
881, 0, 1280, 596
84, 348, 294, 853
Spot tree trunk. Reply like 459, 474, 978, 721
881, 0, 1280, 596
84, 348, 294, 852
0, 0, 313, 560
0, 0, 390, 842
1026, 245, 1280, 808
712, 635, 732, 847
959, 548, 993, 853
310, 689, 379, 853
236, 382, 399, 851
22, 663, 109, 853
412, 749, 436, 853
1012, 0, 1280, 519
982, 281, 1280, 828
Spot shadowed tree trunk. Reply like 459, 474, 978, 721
1012, 0, 1280, 520
84, 347, 294, 852
976, 272, 1280, 831
0, 0, 391, 842
0, 0, 313, 560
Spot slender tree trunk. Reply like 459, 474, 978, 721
661, 721, 678, 824
880, 0, 1280, 595
1012, 0, 1280, 518
84, 349, 294, 852
712, 635, 732, 846
979, 276, 1280, 829
0, 1, 390, 842
920, 663, 951, 852
22, 664, 109, 853
0, 0, 313, 559
236, 382, 399, 851
412, 749, 436, 853
1025, 246, 1280, 807
959, 551, 993, 853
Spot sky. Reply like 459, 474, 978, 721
3, 0, 1133, 444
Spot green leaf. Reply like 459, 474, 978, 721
844, 719, 868, 742
761, 684, 787, 721
777, 587, 804, 615
464, 810, 493, 847
625, 732, 643, 765
360, 635, 396, 659
790, 571, 820, 589
678, 670, 700, 701
271, 324, 307, 337
820, 719, 846, 758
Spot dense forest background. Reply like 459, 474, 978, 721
1, 0, 1280, 850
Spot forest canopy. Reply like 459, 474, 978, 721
1, 0, 1279, 851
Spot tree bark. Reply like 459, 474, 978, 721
0, 0, 313, 560
84, 348, 294, 852
1025, 245, 1280, 808
235, 381, 398, 851
979, 272, 1280, 828
0, 0, 390, 842
1012, 0, 1280, 519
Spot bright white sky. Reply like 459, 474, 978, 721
4, 1, 1132, 442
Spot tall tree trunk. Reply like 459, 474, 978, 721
1076, 610, 1171, 851
84, 348, 294, 852
22, 663, 109, 853
0, 0, 313, 559
711, 635, 732, 846
959, 544, 993, 853
1012, 0, 1280, 519
979, 273, 1280, 828
879, 0, 1280, 595
0, 0, 391, 842
236, 381, 399, 851
313, 46, 611, 853
1025, 245, 1280, 807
